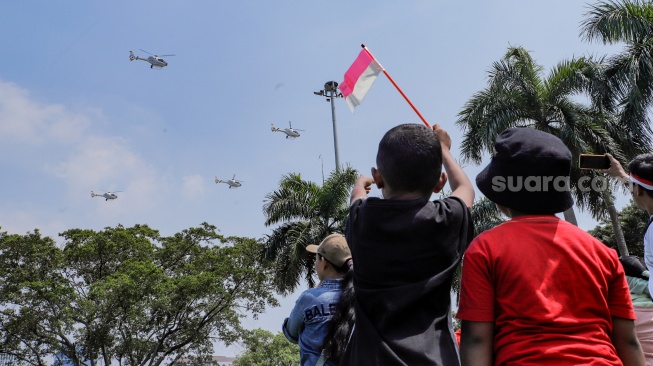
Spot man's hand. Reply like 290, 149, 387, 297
602, 153, 629, 181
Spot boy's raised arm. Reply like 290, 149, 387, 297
434, 124, 474, 208
350, 175, 374, 204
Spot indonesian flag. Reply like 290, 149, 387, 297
340, 49, 384, 112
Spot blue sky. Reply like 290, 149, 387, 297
1, 0, 633, 357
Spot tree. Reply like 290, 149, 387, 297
470, 197, 507, 238
232, 329, 299, 366
581, 0, 653, 155
456, 46, 641, 255
0, 224, 278, 366
262, 167, 358, 294
588, 199, 650, 257
452, 198, 507, 300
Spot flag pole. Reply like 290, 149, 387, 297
361, 44, 430, 128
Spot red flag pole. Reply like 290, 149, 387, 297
361, 44, 430, 128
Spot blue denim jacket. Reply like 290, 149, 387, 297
282, 278, 343, 366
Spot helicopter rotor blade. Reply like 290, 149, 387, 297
159, 54, 175, 57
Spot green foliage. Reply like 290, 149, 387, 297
262, 167, 358, 294
456, 45, 645, 221
232, 329, 299, 366
0, 223, 278, 366
588, 200, 650, 257
581, 0, 653, 151
452, 198, 507, 301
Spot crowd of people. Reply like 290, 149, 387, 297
282, 123, 653, 366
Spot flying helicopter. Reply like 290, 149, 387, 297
129, 49, 175, 69
215, 175, 243, 189
271, 122, 304, 139
91, 190, 121, 201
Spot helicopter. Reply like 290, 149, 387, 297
91, 190, 121, 201
129, 49, 175, 69
215, 175, 243, 189
271, 122, 304, 139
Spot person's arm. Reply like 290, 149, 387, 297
460, 320, 494, 366
611, 316, 646, 366
350, 175, 373, 205
282, 296, 305, 344
603, 153, 629, 181
433, 124, 474, 208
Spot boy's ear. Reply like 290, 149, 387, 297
372, 167, 384, 188
433, 172, 448, 193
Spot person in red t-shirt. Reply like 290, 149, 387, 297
457, 127, 645, 366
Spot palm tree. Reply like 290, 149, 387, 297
452, 198, 506, 300
456, 46, 637, 255
262, 167, 357, 295
581, 0, 653, 156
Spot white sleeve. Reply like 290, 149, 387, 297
644, 225, 653, 297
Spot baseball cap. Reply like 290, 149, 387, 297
305, 233, 351, 267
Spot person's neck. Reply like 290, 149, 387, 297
507, 209, 556, 219
510, 213, 557, 219
637, 195, 653, 216
645, 203, 653, 216
382, 188, 429, 200
321, 274, 344, 281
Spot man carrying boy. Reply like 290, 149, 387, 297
457, 127, 644, 365
341, 123, 474, 365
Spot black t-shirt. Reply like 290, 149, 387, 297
341, 196, 473, 366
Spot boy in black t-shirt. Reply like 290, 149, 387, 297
341, 123, 474, 366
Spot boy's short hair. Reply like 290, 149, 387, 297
376, 124, 442, 195
629, 153, 653, 198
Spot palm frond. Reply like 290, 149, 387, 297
581, 0, 653, 44
262, 168, 357, 291
470, 198, 506, 237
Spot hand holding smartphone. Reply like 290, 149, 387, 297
579, 154, 610, 170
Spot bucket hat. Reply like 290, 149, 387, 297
476, 128, 573, 214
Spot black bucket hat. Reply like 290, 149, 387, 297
476, 128, 574, 214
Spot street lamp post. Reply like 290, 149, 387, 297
314, 81, 343, 171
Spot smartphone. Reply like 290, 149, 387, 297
579, 154, 610, 170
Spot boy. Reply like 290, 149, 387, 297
457, 128, 644, 365
282, 233, 352, 366
341, 123, 474, 365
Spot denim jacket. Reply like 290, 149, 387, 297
282, 278, 343, 366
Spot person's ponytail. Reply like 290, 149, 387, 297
321, 258, 355, 364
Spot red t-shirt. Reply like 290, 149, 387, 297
457, 215, 635, 365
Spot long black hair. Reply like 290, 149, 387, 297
321, 258, 355, 364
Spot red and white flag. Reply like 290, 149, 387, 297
340, 49, 384, 112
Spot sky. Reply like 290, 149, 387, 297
0, 0, 635, 358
